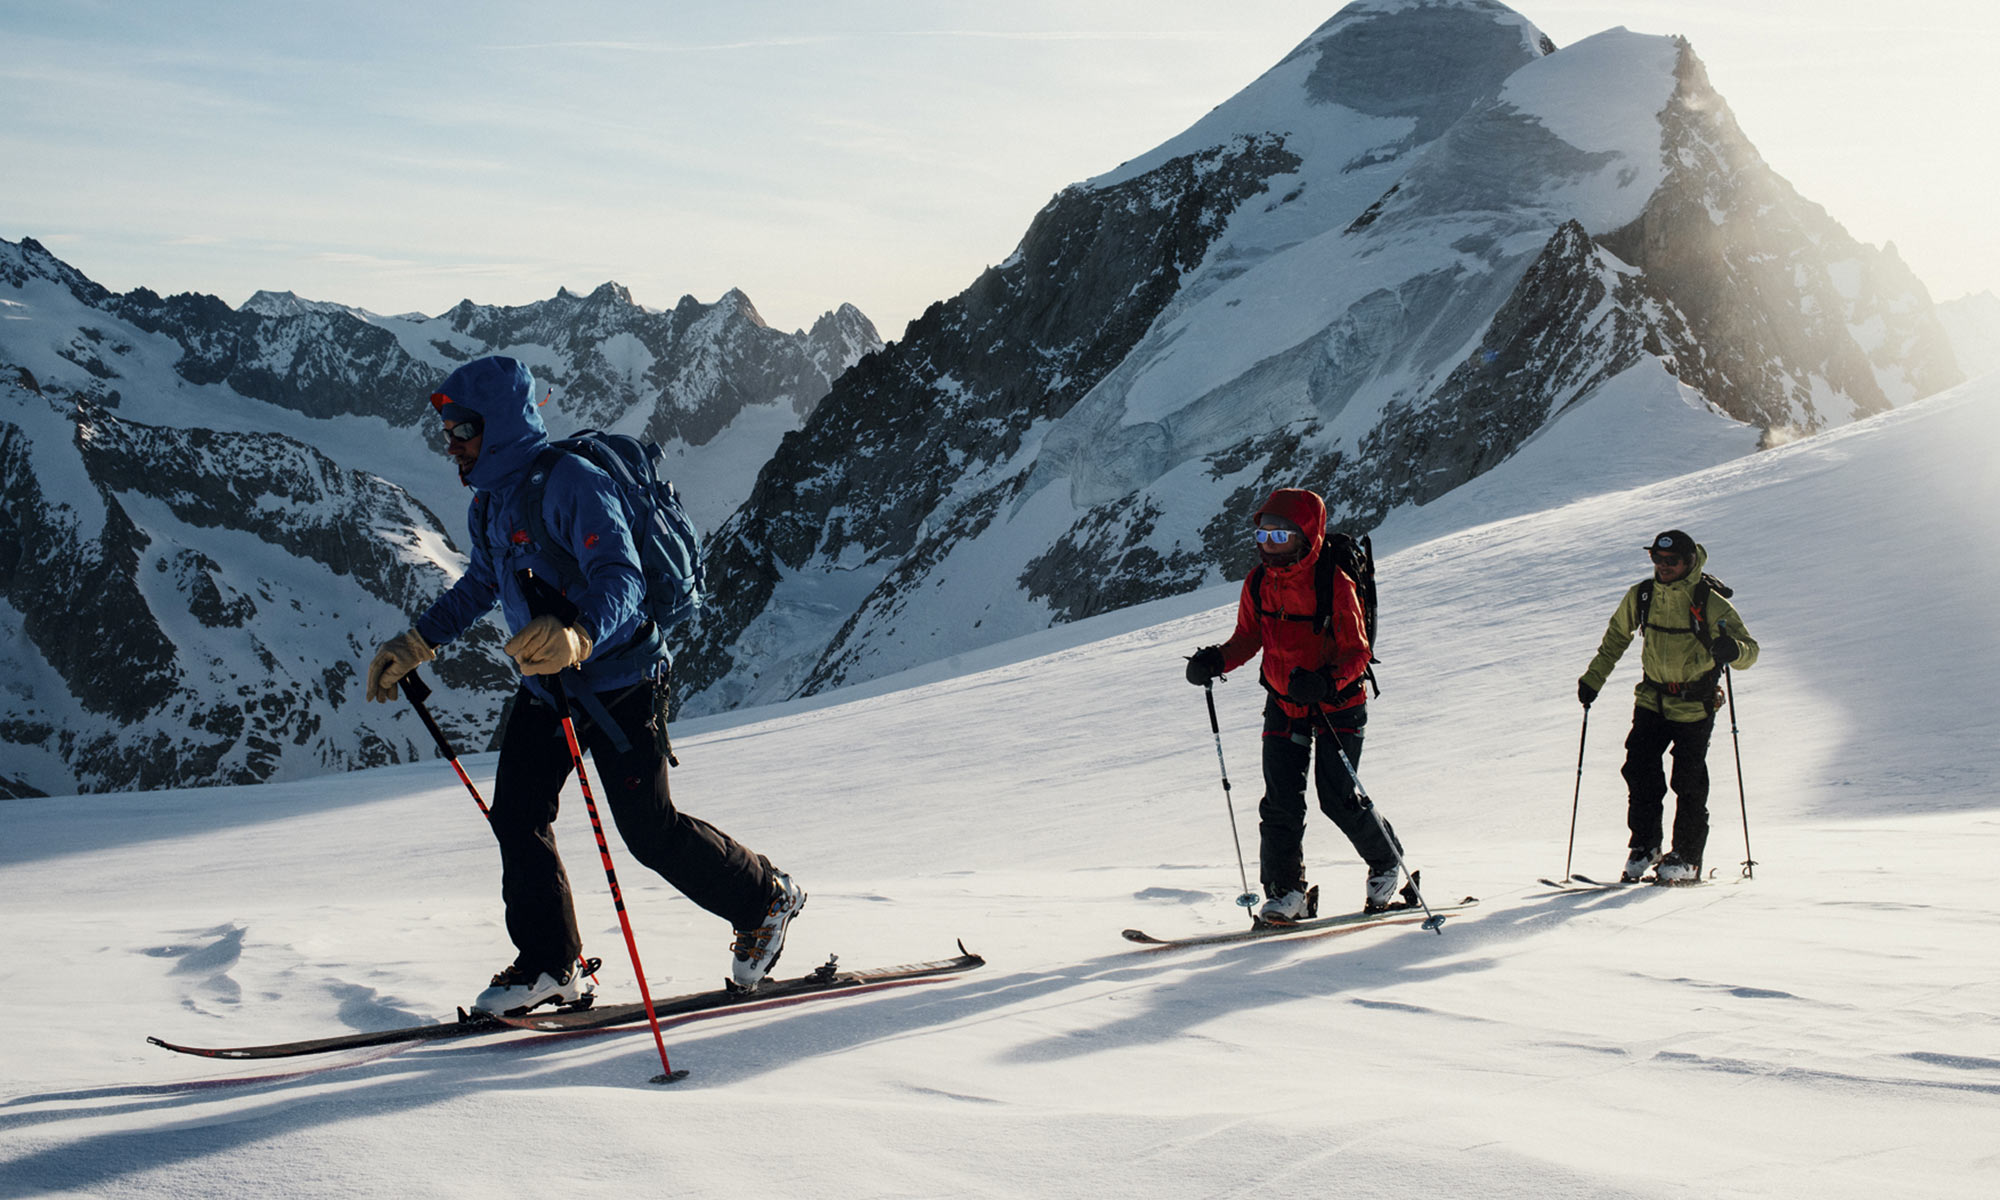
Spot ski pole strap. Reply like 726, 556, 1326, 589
559, 670, 632, 754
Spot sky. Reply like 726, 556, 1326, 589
2, 1, 1996, 338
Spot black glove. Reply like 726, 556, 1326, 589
1185, 646, 1225, 686
1577, 678, 1598, 707
1286, 667, 1331, 705
1710, 634, 1740, 667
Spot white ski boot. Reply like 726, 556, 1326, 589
1258, 884, 1316, 925
1363, 866, 1402, 912
1621, 846, 1663, 883
731, 872, 807, 990
471, 959, 593, 1016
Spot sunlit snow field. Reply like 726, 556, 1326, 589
3, 377, 1997, 1197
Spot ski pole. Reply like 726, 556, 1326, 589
1724, 663, 1754, 879
1202, 682, 1261, 916
520, 570, 686, 1085
402, 670, 598, 983
1564, 704, 1589, 881
400, 669, 489, 817
1314, 708, 1446, 933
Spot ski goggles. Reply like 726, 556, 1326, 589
443, 417, 484, 443
1253, 528, 1298, 545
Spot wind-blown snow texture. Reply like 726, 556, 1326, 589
0, 237, 880, 795
679, 0, 1958, 717
2, 372, 1995, 1198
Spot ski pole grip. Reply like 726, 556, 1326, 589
402, 668, 432, 705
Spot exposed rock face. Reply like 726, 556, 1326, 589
0, 238, 879, 795
1597, 44, 1958, 435
675, 1, 1959, 715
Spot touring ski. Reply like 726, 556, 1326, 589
1539, 872, 1720, 891
1123, 896, 1477, 949
147, 947, 984, 1060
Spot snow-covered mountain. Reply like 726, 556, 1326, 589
679, 0, 1959, 714
0, 237, 881, 795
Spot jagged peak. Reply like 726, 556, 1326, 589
718, 288, 766, 327
239, 289, 366, 319
583, 280, 634, 306
1091, 0, 1549, 191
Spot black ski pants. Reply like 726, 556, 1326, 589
487, 677, 775, 975
1257, 698, 1401, 893
1621, 704, 1715, 865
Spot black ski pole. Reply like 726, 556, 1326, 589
400, 669, 490, 817
1724, 662, 1754, 879
1564, 704, 1589, 882
1314, 707, 1446, 933
519, 570, 686, 1084
1201, 682, 1261, 918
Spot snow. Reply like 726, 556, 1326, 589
4, 372, 1998, 1196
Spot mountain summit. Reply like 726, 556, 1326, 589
678, 0, 1957, 713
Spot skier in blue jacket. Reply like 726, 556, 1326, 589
364, 355, 804, 1014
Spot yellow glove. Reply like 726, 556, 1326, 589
505, 615, 593, 676
366, 629, 436, 702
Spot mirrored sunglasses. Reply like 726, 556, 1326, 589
1254, 528, 1297, 545
444, 419, 483, 444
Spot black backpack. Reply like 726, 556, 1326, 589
1249, 531, 1380, 697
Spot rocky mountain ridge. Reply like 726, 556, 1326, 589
0, 238, 879, 795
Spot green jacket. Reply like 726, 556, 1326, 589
1581, 545, 1759, 722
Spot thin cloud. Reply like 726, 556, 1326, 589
484, 30, 1213, 53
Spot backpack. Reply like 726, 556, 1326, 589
518, 430, 705, 635
1249, 531, 1380, 698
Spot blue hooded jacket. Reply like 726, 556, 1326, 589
413, 356, 665, 698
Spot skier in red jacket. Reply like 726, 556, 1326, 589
1185, 487, 1406, 920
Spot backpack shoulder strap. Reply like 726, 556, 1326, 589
1687, 578, 1714, 650
1311, 550, 1340, 635
520, 445, 575, 572
1634, 577, 1654, 632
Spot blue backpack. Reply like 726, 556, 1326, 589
519, 430, 705, 633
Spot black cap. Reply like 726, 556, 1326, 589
1646, 529, 1695, 558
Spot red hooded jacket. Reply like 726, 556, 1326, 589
1217, 488, 1371, 720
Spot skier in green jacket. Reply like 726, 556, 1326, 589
1577, 530, 1759, 883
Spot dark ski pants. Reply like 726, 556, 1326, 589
1257, 698, 1401, 893
1621, 704, 1715, 866
487, 678, 776, 975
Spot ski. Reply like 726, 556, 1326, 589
1541, 872, 1722, 891
147, 947, 985, 1060
1123, 896, 1477, 948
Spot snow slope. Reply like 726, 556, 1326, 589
2, 374, 1996, 1197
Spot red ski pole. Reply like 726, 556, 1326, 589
547, 675, 686, 1084
402, 669, 597, 984
518, 568, 685, 1084
400, 669, 489, 816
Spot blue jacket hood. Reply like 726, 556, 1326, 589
432, 356, 548, 490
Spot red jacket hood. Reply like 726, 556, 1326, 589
1251, 488, 1327, 562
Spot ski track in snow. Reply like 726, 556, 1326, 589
2, 384, 1998, 1195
